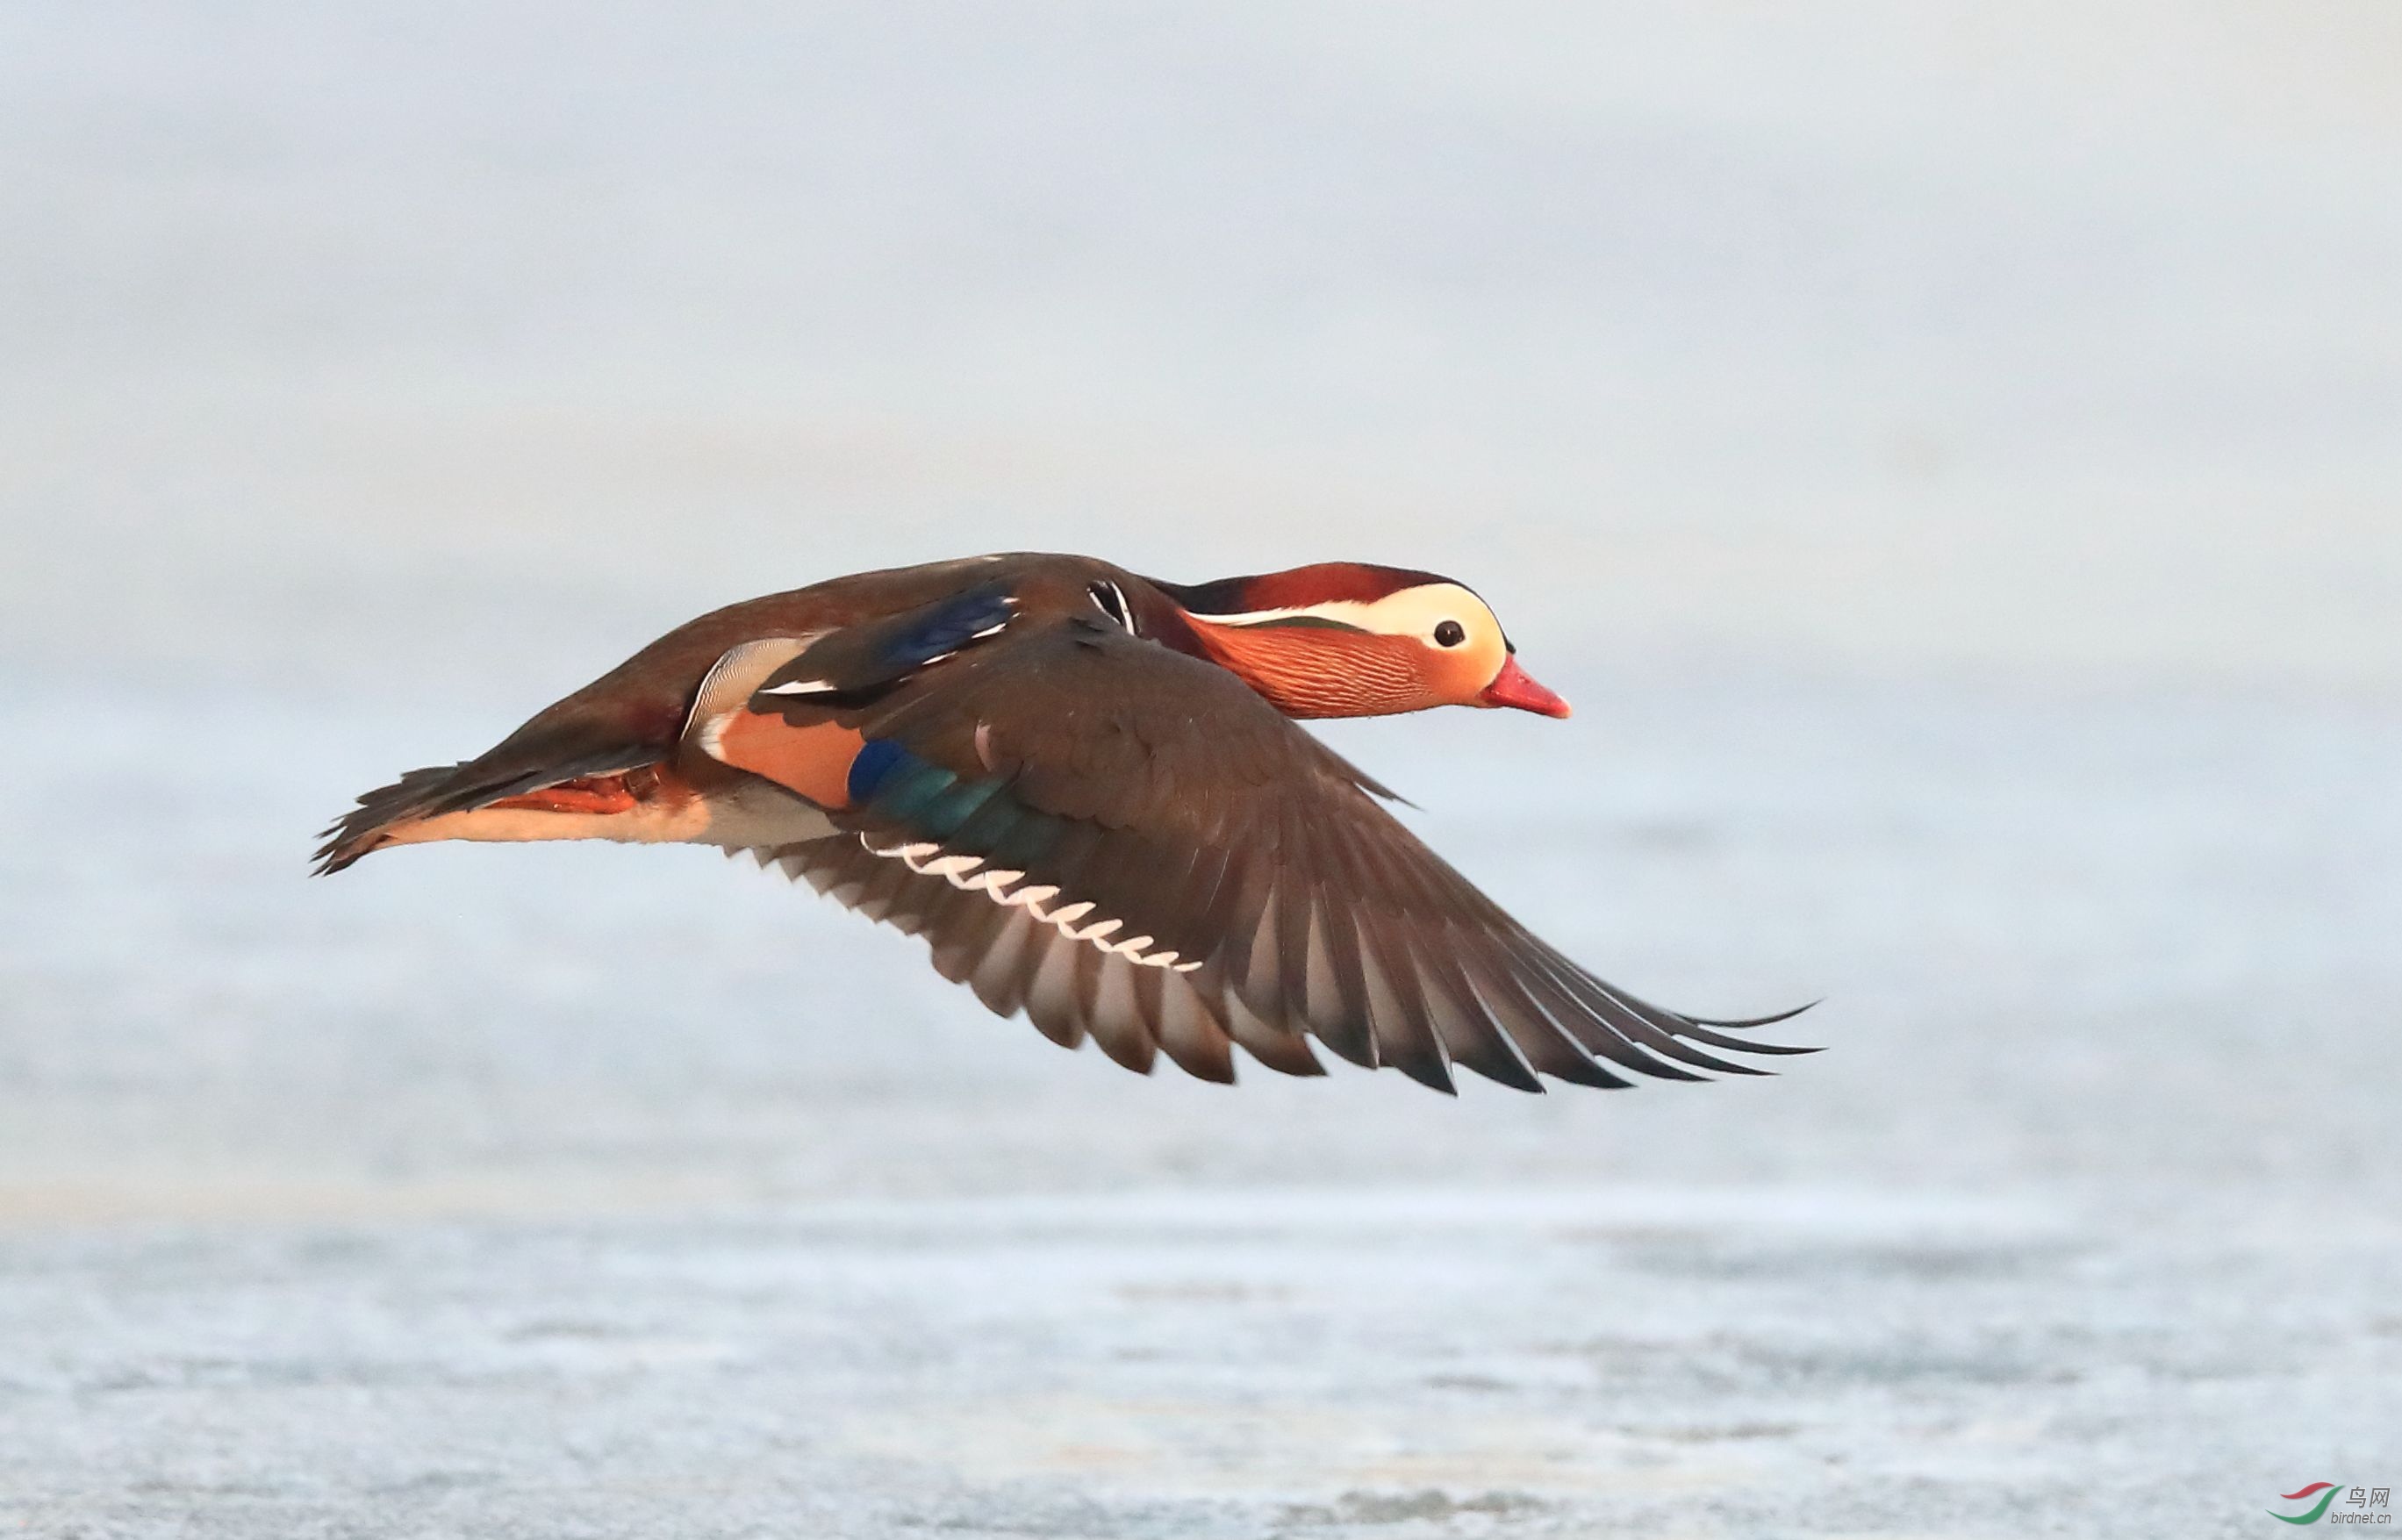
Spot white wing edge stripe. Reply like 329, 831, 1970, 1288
860, 834, 1202, 969
1088, 579, 1139, 636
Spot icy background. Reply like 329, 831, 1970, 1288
2, 4, 2398, 1536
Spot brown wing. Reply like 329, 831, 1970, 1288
744, 614, 1811, 1093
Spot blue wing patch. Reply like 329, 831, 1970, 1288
844, 737, 915, 804
756, 582, 1018, 710
845, 736, 1058, 868
875, 583, 1016, 674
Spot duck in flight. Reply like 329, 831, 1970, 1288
319, 554, 1810, 1094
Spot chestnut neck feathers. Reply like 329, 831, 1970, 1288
1151, 562, 1451, 620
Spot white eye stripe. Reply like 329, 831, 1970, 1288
859, 834, 1201, 968
1193, 582, 1496, 643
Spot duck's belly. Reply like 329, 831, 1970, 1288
373, 767, 837, 855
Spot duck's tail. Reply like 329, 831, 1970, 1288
313, 740, 664, 874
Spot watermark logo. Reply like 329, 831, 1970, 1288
2271, 1484, 2391, 1526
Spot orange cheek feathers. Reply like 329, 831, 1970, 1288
1187, 623, 1435, 718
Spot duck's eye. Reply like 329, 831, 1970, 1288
1087, 580, 1136, 634
1433, 620, 1466, 648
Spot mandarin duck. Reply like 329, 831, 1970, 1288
319, 554, 1810, 1094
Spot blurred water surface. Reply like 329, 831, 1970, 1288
1, 5, 2397, 1536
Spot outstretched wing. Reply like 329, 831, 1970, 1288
740, 613, 1811, 1093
